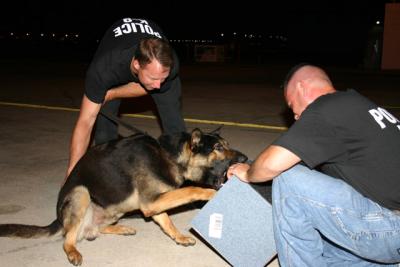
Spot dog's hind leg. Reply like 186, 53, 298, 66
152, 212, 196, 246
61, 186, 91, 266
100, 224, 136, 236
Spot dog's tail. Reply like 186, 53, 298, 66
0, 219, 62, 238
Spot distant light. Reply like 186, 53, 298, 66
40, 33, 44, 37
233, 32, 237, 36
52, 33, 56, 37
376, 20, 380, 25
220, 33, 224, 37
26, 33, 30, 36
10, 32, 14, 36
75, 34, 79, 38
65, 34, 68, 38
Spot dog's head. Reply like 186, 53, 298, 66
177, 128, 248, 189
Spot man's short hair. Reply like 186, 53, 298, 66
282, 62, 311, 90
135, 38, 174, 69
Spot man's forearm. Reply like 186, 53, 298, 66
246, 145, 301, 183
66, 121, 93, 177
106, 82, 147, 101
246, 159, 278, 183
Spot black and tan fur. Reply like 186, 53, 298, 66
0, 128, 247, 265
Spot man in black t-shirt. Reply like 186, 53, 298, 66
228, 64, 400, 266
64, 18, 186, 181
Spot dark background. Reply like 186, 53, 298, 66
0, 0, 390, 67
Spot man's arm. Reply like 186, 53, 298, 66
64, 95, 101, 182
104, 82, 148, 101
63, 83, 148, 184
228, 145, 301, 183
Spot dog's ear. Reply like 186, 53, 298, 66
209, 125, 223, 135
190, 128, 202, 150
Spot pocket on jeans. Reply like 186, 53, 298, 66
333, 205, 396, 241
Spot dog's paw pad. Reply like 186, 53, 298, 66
67, 250, 83, 266
122, 229, 136, 235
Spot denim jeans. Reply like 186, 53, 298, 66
272, 164, 400, 267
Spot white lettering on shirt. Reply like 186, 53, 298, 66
369, 107, 400, 130
113, 18, 161, 38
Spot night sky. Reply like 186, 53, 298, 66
2, 1, 386, 35
0, 0, 389, 61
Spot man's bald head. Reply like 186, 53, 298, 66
283, 63, 336, 120
283, 64, 333, 93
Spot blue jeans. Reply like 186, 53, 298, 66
272, 164, 400, 267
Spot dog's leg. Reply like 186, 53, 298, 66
142, 186, 216, 217
62, 186, 90, 266
152, 212, 196, 246
100, 224, 136, 235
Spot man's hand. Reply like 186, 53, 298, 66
227, 163, 251, 183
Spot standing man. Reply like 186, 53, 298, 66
228, 64, 400, 266
65, 18, 186, 180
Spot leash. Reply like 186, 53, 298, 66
99, 109, 147, 135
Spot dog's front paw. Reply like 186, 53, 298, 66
120, 226, 137, 235
203, 188, 217, 200
67, 250, 83, 266
175, 235, 196, 246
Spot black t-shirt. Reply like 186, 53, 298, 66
85, 18, 179, 104
273, 89, 400, 210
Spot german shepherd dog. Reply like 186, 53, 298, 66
0, 128, 247, 265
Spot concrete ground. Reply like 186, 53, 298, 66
0, 58, 399, 267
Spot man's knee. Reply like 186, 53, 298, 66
94, 117, 118, 145
94, 130, 117, 145
94, 100, 121, 144
273, 165, 313, 195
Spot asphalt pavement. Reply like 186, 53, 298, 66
1, 58, 399, 266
